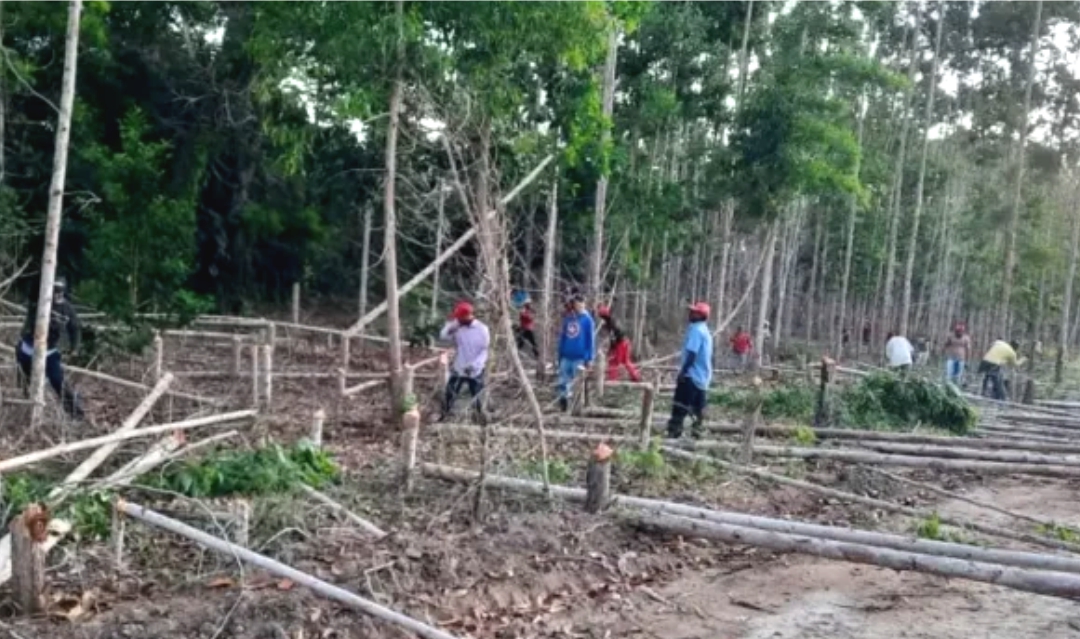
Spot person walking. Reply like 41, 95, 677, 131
597, 305, 641, 382
556, 293, 595, 412
943, 322, 971, 386
884, 332, 915, 373
729, 325, 753, 370
515, 300, 539, 357
16, 278, 84, 420
438, 301, 490, 422
667, 302, 713, 439
978, 339, 1023, 401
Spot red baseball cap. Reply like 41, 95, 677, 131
452, 301, 474, 321
688, 301, 710, 317
597, 305, 611, 318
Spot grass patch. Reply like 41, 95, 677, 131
520, 457, 573, 484
710, 373, 977, 435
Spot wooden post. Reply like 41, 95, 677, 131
311, 408, 325, 448
152, 331, 163, 382
232, 335, 243, 378
401, 407, 421, 493
813, 357, 834, 427
584, 443, 613, 513
267, 322, 277, 348
1023, 378, 1036, 405
402, 363, 416, 405
261, 344, 273, 409
340, 336, 351, 373
251, 345, 260, 409
10, 504, 47, 614
291, 282, 301, 324
229, 500, 250, 547
111, 507, 125, 570
337, 368, 347, 397
639, 381, 657, 450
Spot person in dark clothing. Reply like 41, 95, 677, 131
515, 301, 539, 357
16, 278, 84, 420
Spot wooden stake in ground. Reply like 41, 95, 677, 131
291, 282, 301, 324
29, 0, 82, 427
400, 406, 420, 494
585, 443, 612, 513
116, 500, 456, 639
261, 344, 273, 408
311, 408, 325, 448
232, 335, 243, 378
639, 381, 656, 449
10, 504, 48, 614
152, 332, 164, 382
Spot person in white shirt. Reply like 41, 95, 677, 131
885, 332, 915, 372
439, 301, 490, 421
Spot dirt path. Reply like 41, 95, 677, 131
565, 477, 1080, 638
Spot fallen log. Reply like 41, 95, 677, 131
346, 154, 554, 337
0, 410, 256, 474
627, 512, 1080, 600
420, 463, 1080, 573
344, 379, 387, 397
663, 448, 1080, 554
300, 485, 385, 538
846, 440, 1080, 465
116, 500, 460, 639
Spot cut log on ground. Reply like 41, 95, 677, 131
301, 485, 386, 538
627, 511, 1080, 600
10, 505, 48, 614
0, 410, 256, 474
846, 440, 1080, 465
421, 463, 1080, 573
116, 500, 457, 639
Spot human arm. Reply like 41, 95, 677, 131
438, 320, 458, 342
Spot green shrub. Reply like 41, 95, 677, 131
710, 385, 816, 421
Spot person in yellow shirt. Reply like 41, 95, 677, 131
978, 339, 1024, 400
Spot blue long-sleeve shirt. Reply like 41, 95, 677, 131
558, 311, 595, 363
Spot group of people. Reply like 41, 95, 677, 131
439, 291, 714, 438
883, 322, 1024, 400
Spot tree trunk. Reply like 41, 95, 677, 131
715, 203, 733, 338
359, 203, 373, 324
837, 101, 867, 358
899, 6, 944, 337
538, 180, 558, 381
430, 182, 445, 319
754, 221, 779, 368
383, 0, 406, 421
29, 0, 82, 427
1058, 183, 1080, 384
881, 6, 922, 338
1001, 0, 1043, 335
806, 212, 822, 343
588, 26, 619, 301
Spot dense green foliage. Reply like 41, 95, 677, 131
710, 374, 977, 434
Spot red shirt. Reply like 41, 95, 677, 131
730, 332, 752, 355
519, 308, 535, 331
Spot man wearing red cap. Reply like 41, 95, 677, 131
438, 301, 490, 421
668, 301, 713, 438
597, 305, 641, 382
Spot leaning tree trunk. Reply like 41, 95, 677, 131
1001, 0, 1043, 336
29, 0, 81, 428
382, 0, 406, 422
358, 203, 373, 320
899, 7, 944, 337
430, 182, 445, 319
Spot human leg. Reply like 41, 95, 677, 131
557, 358, 580, 411
606, 347, 620, 381
47, 352, 83, 420
688, 383, 707, 438
522, 330, 539, 357
443, 373, 467, 416
667, 377, 694, 438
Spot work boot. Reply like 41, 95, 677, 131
689, 416, 703, 440
558, 397, 568, 413
667, 421, 682, 440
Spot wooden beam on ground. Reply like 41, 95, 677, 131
116, 500, 460, 639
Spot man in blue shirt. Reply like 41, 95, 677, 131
556, 293, 595, 412
668, 301, 713, 438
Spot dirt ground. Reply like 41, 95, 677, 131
3, 317, 1080, 638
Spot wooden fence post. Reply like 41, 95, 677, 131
584, 444, 612, 513
10, 504, 47, 615
291, 282, 301, 324
232, 335, 243, 378
152, 331, 163, 382
340, 336, 351, 374
401, 407, 421, 493
311, 408, 326, 448
639, 381, 657, 450
251, 345, 260, 409
261, 344, 273, 409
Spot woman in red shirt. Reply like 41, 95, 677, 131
598, 306, 641, 382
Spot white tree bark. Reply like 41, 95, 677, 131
29, 0, 82, 426
383, 0, 405, 419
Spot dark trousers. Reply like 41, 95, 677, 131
444, 372, 485, 417
515, 328, 539, 356
979, 361, 1005, 400
16, 342, 84, 419
667, 376, 706, 438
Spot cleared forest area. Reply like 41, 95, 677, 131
3, 1, 1080, 638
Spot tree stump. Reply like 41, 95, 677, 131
400, 407, 421, 494
740, 376, 764, 464
813, 357, 835, 428
585, 443, 613, 513
639, 381, 657, 450
11, 504, 49, 615
152, 332, 164, 382
1022, 378, 1036, 405
311, 408, 326, 448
